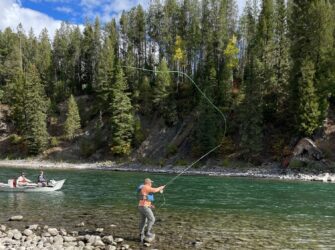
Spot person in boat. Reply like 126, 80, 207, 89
137, 178, 165, 243
16, 172, 32, 186
37, 171, 47, 186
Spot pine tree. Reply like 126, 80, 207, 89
240, 1, 263, 155
273, 0, 289, 119
96, 35, 115, 110
195, 66, 219, 153
153, 58, 177, 125
64, 94, 81, 139
256, 0, 276, 122
289, 0, 333, 134
296, 59, 320, 136
110, 65, 134, 155
23, 64, 49, 154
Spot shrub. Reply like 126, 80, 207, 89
166, 144, 178, 156
50, 137, 59, 147
9, 134, 22, 145
289, 159, 306, 170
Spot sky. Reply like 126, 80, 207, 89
0, 0, 246, 38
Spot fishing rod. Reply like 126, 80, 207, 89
122, 65, 227, 189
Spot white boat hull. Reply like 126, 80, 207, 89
0, 180, 66, 192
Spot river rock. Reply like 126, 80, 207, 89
122, 244, 130, 249
13, 231, 22, 240
53, 235, 63, 245
143, 243, 151, 247
105, 246, 117, 250
78, 240, 85, 247
93, 239, 105, 247
144, 234, 155, 243
0, 225, 6, 232
28, 224, 39, 230
96, 228, 104, 233
102, 235, 114, 244
48, 228, 59, 236
23, 229, 33, 236
110, 224, 117, 228
76, 222, 85, 227
60, 228, 67, 236
42, 232, 51, 237
9, 215, 23, 221
63, 236, 76, 242
70, 231, 78, 236
114, 238, 124, 243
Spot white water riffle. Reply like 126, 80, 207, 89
280, 173, 335, 183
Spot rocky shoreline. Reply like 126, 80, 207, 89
1, 218, 135, 250
0, 159, 334, 183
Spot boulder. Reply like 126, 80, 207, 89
0, 225, 6, 232
96, 228, 104, 233
293, 138, 323, 160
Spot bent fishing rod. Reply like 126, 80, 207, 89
122, 66, 227, 188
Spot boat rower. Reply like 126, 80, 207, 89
17, 172, 32, 186
37, 171, 48, 186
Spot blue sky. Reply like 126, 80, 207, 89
0, 0, 246, 37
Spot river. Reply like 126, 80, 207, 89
0, 167, 334, 249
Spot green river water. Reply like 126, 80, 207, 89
0, 167, 334, 249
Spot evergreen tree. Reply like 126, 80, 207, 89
296, 59, 320, 136
110, 65, 134, 155
289, 0, 333, 134
96, 35, 116, 110
240, 1, 263, 155
153, 58, 177, 125
195, 66, 219, 153
64, 94, 81, 139
273, 0, 289, 119
23, 64, 49, 154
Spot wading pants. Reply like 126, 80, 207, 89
138, 206, 155, 236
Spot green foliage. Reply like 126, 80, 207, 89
23, 64, 49, 154
296, 60, 320, 136
166, 144, 178, 156
50, 137, 60, 147
64, 95, 81, 140
109, 65, 134, 155
133, 118, 145, 147
9, 134, 22, 145
289, 159, 306, 170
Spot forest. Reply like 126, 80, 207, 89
0, 0, 335, 164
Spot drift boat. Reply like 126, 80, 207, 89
0, 179, 66, 192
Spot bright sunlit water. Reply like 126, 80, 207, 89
0, 167, 335, 249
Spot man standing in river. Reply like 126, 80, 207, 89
138, 178, 165, 243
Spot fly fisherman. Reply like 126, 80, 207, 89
137, 178, 165, 243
